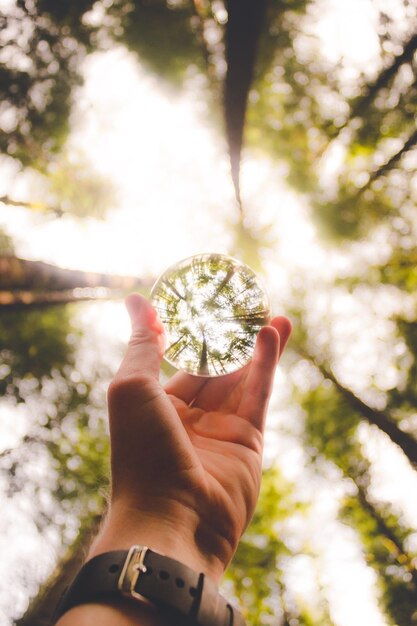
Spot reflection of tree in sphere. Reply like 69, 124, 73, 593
151, 254, 270, 376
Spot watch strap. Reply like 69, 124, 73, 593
54, 546, 246, 626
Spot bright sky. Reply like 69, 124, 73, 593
1, 1, 415, 625
311, 0, 380, 72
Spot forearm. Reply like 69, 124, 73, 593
56, 599, 171, 626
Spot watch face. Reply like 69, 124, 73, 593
151, 253, 270, 377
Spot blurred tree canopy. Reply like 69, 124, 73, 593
1, 0, 417, 625
3, 0, 416, 231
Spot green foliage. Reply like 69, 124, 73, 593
386, 317, 417, 418
0, 303, 110, 540
3, 2, 417, 624
230, 217, 275, 275
0, 306, 77, 400
312, 186, 396, 241
0, 2, 90, 170
380, 254, 417, 293
0, 0, 209, 174
47, 403, 110, 520
0, 229, 15, 255
247, 0, 327, 196
117, 0, 205, 86
225, 466, 331, 626
244, 4, 417, 242
2, 0, 416, 242
299, 381, 361, 475
2, 373, 109, 531
341, 495, 417, 626
46, 153, 117, 218
295, 365, 417, 624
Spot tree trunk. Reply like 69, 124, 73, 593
224, 0, 267, 211
0, 256, 154, 308
0, 289, 127, 309
0, 256, 153, 292
15, 515, 102, 626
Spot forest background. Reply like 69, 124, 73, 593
1, 0, 417, 625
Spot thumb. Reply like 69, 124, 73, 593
117, 294, 165, 381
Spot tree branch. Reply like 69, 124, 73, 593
298, 348, 417, 469
0, 195, 64, 217
351, 32, 417, 117
363, 127, 417, 190
327, 31, 417, 141
356, 485, 417, 584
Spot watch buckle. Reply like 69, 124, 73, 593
118, 545, 149, 602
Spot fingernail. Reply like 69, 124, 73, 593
125, 295, 162, 333
125, 294, 146, 327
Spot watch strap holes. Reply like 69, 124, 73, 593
159, 570, 170, 580
108, 564, 120, 574
175, 577, 185, 588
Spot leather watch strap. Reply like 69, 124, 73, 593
54, 546, 246, 626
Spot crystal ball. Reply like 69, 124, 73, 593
151, 253, 270, 377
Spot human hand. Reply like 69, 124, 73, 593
89, 294, 291, 582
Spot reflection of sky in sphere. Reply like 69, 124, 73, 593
151, 254, 270, 376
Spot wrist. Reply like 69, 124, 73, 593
88, 501, 226, 583
56, 540, 247, 626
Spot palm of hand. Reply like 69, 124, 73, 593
163, 363, 272, 555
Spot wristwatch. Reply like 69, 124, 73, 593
54, 545, 247, 625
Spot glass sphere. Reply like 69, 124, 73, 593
151, 253, 270, 377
